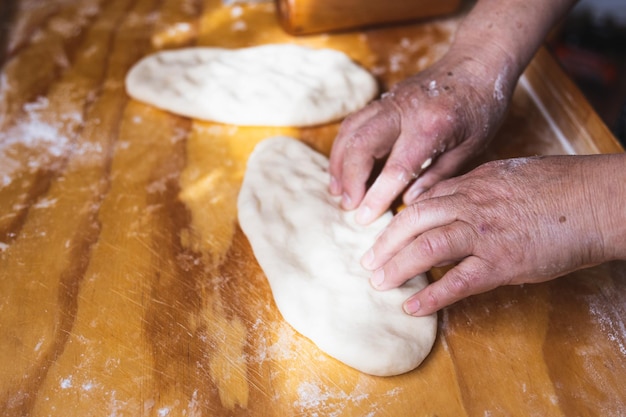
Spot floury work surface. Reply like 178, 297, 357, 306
0, 0, 625, 416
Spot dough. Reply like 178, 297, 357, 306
125, 44, 378, 126
237, 137, 437, 376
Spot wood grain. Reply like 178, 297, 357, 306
1, 1, 625, 416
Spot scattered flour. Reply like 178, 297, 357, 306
230, 6, 243, 18
250, 320, 305, 364
427, 80, 439, 97
494, 72, 505, 102
231, 21, 247, 31
293, 380, 371, 416
373, 18, 458, 79
292, 379, 404, 417
8, 0, 100, 53
248, 320, 396, 416
60, 376, 72, 389
588, 298, 626, 356
33, 197, 59, 209
0, 97, 72, 184
0, 94, 108, 189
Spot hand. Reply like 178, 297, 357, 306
329, 50, 516, 225
360, 154, 626, 316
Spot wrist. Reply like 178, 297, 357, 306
587, 154, 626, 261
445, 41, 520, 104
447, 0, 577, 95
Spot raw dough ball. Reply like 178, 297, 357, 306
237, 136, 437, 376
125, 44, 378, 126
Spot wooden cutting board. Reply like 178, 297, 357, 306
1, 1, 625, 416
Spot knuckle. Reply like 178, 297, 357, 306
415, 224, 474, 265
340, 112, 361, 132
346, 128, 374, 151
402, 203, 423, 228
384, 159, 416, 184
339, 102, 387, 141
383, 253, 421, 289
417, 106, 454, 134
383, 259, 402, 286
444, 269, 473, 297
422, 288, 440, 311
369, 237, 389, 263
416, 233, 446, 259
473, 160, 501, 178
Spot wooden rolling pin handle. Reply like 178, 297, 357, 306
276, 0, 462, 35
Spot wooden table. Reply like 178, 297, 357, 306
1, 1, 625, 415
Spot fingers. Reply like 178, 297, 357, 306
329, 104, 380, 192
329, 103, 398, 210
329, 82, 469, 221
402, 147, 470, 204
361, 196, 459, 272
367, 220, 476, 291
355, 140, 438, 224
329, 79, 487, 222
402, 256, 500, 316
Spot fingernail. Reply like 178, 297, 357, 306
361, 248, 375, 269
371, 268, 385, 288
341, 192, 352, 208
404, 298, 421, 315
356, 204, 372, 224
405, 186, 425, 203
330, 176, 340, 195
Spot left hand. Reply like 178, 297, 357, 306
328, 49, 514, 225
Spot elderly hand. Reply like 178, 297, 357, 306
360, 154, 626, 316
328, 49, 516, 225
328, 0, 580, 225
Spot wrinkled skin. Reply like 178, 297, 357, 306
329, 51, 513, 224
360, 154, 625, 316
328, 0, 626, 316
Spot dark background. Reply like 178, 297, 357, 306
549, 0, 626, 146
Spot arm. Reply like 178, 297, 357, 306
329, 0, 578, 224
450, 0, 576, 85
327, 0, 626, 315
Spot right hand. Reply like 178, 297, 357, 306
360, 153, 626, 316
329, 49, 518, 224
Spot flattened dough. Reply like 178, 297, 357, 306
125, 44, 378, 126
237, 137, 437, 376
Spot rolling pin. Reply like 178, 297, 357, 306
276, 0, 463, 35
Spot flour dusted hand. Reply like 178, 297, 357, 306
125, 44, 378, 127
237, 137, 436, 376
326, 0, 626, 316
